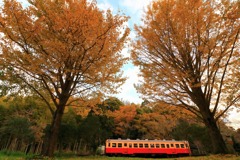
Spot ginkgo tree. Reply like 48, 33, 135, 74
132, 0, 239, 154
0, 0, 129, 157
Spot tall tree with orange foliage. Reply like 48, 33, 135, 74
132, 0, 239, 154
110, 105, 137, 138
0, 0, 129, 157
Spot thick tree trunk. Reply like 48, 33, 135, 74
42, 105, 65, 157
201, 111, 228, 154
192, 87, 228, 154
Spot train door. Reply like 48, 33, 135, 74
150, 143, 155, 154
170, 143, 176, 154
128, 143, 134, 154
123, 142, 128, 154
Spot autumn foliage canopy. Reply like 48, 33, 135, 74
0, 0, 130, 157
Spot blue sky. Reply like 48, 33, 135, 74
96, 0, 153, 104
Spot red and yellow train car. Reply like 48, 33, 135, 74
105, 139, 191, 157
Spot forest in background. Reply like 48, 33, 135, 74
0, 95, 239, 156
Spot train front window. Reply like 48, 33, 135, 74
112, 143, 116, 148
118, 143, 122, 148
180, 144, 185, 148
108, 143, 110, 147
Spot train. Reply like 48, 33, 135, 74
104, 139, 191, 157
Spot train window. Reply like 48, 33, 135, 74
166, 144, 170, 148
112, 143, 116, 148
144, 144, 149, 148
161, 144, 165, 148
180, 144, 185, 148
170, 144, 174, 147
156, 144, 160, 148
108, 143, 110, 147
118, 143, 122, 148
129, 143, 132, 148
124, 143, 127, 147
134, 143, 138, 148
139, 143, 143, 148
176, 144, 180, 148
150, 144, 154, 148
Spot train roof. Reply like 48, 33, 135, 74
106, 139, 188, 143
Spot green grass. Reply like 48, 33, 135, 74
55, 155, 240, 160
0, 150, 27, 160
0, 151, 239, 160
54, 155, 240, 160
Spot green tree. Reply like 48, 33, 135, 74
78, 110, 102, 153
132, 0, 239, 153
99, 97, 124, 112
0, 104, 7, 126
0, 0, 129, 157
171, 119, 211, 154
0, 95, 51, 152
57, 108, 80, 153
0, 117, 34, 151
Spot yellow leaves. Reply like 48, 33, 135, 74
110, 105, 137, 122
132, 0, 239, 115
135, 113, 168, 139
0, 0, 129, 83
0, 0, 130, 113
109, 105, 137, 136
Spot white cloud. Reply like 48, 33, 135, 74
17, 0, 28, 5
119, 0, 152, 23
120, 47, 130, 58
228, 109, 240, 129
97, 0, 114, 12
114, 66, 143, 104
120, 0, 152, 14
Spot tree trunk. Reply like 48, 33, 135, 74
202, 111, 228, 154
37, 141, 43, 154
192, 87, 228, 154
42, 105, 65, 157
5, 135, 12, 150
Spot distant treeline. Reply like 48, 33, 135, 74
0, 96, 239, 155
